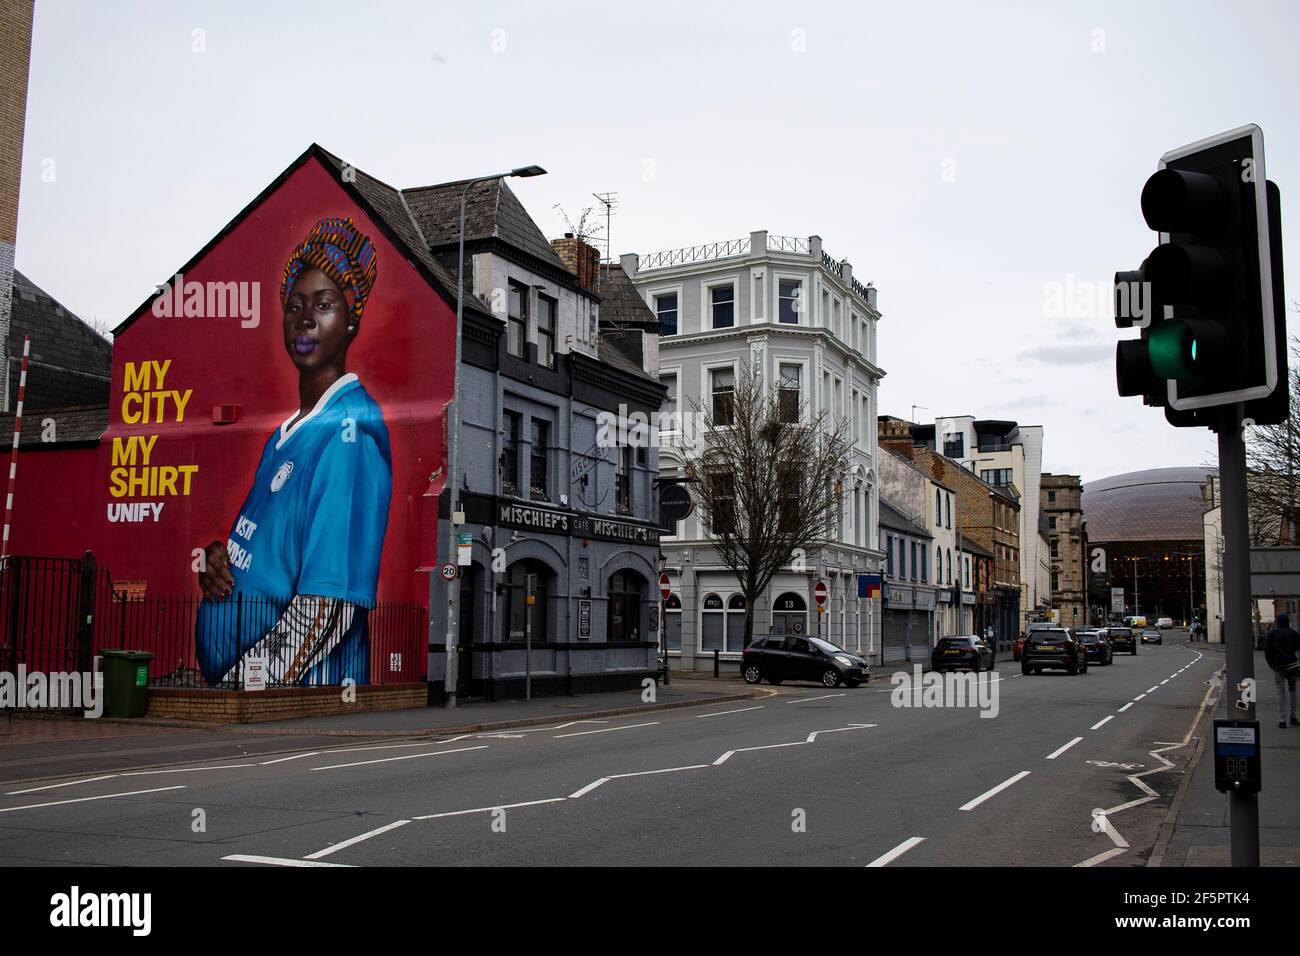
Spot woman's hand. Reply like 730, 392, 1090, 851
198, 540, 235, 599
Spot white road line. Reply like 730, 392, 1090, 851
807, 723, 876, 742
569, 779, 609, 799
304, 820, 410, 859
223, 854, 352, 868
1118, 702, 1134, 712
1134, 693, 1147, 700
310, 745, 488, 771
1147, 686, 1159, 693
787, 694, 845, 704
553, 721, 659, 738
317, 741, 447, 756
1091, 716, 1114, 731
1160, 679, 1170, 685
120, 763, 255, 776
867, 836, 926, 868
5, 774, 119, 795
1076, 846, 1128, 868
259, 752, 320, 765
1046, 737, 1084, 760
713, 742, 804, 765
0, 785, 187, 814
696, 706, 765, 718
415, 798, 568, 820
959, 771, 1031, 811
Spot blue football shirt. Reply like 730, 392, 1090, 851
195, 373, 392, 683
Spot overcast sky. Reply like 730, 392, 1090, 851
15, 0, 1299, 484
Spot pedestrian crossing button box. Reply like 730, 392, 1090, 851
1213, 718, 1261, 794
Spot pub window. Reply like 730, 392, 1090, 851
616, 445, 632, 514
530, 419, 549, 500
502, 411, 521, 496
537, 294, 557, 369
507, 280, 528, 359
607, 570, 646, 642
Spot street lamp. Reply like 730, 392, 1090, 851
443, 164, 547, 708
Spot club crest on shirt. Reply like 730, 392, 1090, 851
271, 461, 294, 493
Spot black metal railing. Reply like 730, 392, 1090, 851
1, 554, 427, 692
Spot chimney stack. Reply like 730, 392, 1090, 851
550, 235, 601, 291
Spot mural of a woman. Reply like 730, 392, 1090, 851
194, 217, 393, 686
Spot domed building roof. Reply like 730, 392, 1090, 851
1083, 467, 1216, 543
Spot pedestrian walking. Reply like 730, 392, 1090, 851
1263, 612, 1300, 729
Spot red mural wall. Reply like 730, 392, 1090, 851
10, 156, 453, 612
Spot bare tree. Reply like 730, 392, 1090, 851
679, 362, 851, 647
1245, 335, 1300, 545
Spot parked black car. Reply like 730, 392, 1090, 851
1076, 629, 1113, 665
741, 635, 870, 688
1105, 626, 1138, 655
930, 635, 995, 672
1021, 626, 1088, 675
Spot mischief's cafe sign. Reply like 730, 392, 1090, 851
497, 501, 661, 546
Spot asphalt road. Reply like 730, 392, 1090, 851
0, 631, 1222, 867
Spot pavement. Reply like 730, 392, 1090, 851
0, 632, 1294, 866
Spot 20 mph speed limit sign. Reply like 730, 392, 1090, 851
440, 563, 458, 581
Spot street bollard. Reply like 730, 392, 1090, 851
713, 648, 719, 678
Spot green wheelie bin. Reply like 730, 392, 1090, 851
102, 650, 155, 718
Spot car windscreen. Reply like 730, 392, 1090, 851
1109, 628, 1132, 637
808, 637, 846, 655
936, 638, 972, 648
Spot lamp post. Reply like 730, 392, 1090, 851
443, 165, 546, 709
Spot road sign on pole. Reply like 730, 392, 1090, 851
814, 580, 828, 607
659, 572, 672, 602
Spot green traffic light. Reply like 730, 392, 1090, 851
1191, 339, 1197, 361
1148, 320, 1195, 380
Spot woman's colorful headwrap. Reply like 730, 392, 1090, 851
281, 217, 379, 322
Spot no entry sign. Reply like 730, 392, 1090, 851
814, 580, 828, 607
659, 572, 672, 601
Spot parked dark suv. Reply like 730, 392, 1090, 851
741, 635, 870, 688
1105, 626, 1137, 655
1021, 626, 1088, 675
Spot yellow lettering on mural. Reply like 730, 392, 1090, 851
172, 389, 192, 421
123, 362, 149, 392
109, 464, 199, 498
110, 435, 158, 467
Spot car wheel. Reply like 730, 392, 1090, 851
821, 668, 841, 688
743, 664, 763, 685
1021, 663, 1032, 675
972, 658, 982, 673
1067, 664, 1078, 675
1132, 647, 1138, 656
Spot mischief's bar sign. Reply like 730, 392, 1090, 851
497, 500, 660, 545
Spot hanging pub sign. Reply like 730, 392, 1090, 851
659, 483, 694, 524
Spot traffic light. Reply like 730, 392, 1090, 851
1114, 125, 1287, 426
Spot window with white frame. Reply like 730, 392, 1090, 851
711, 367, 735, 425
778, 278, 802, 324
661, 372, 678, 430
778, 363, 801, 423
701, 592, 747, 652
654, 292, 678, 335
710, 284, 735, 328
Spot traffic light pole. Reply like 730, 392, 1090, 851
1216, 403, 1260, 867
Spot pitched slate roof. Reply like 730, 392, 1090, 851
312, 147, 488, 317
596, 263, 657, 329
597, 336, 658, 384
0, 403, 108, 446
402, 178, 569, 272
879, 499, 933, 539
9, 271, 112, 410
